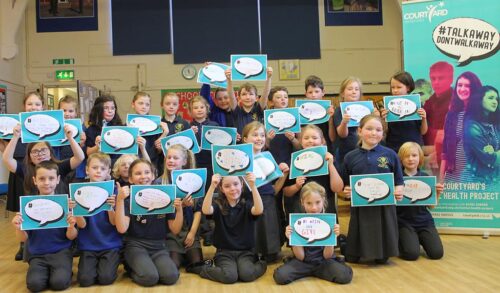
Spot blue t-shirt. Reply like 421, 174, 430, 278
77, 210, 123, 251
27, 228, 72, 255
200, 84, 234, 128
396, 170, 435, 229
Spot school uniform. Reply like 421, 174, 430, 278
16, 159, 72, 196
285, 174, 338, 216
123, 198, 179, 286
199, 199, 266, 284
85, 124, 121, 165
77, 211, 123, 287
385, 120, 423, 153
232, 103, 264, 136
191, 119, 218, 188
317, 120, 334, 155
254, 182, 281, 260
200, 84, 235, 127
143, 133, 163, 176
25, 228, 73, 292
269, 134, 293, 166
333, 107, 358, 167
397, 170, 443, 260
273, 246, 353, 285
341, 144, 404, 262
157, 116, 191, 176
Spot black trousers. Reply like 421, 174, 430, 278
77, 249, 120, 287
27, 248, 73, 292
273, 258, 353, 285
399, 225, 444, 260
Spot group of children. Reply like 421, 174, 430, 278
2, 68, 446, 291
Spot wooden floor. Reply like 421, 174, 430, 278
1, 201, 499, 292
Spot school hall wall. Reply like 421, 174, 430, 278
19, 0, 402, 120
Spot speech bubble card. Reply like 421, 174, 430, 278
290, 146, 328, 179
295, 100, 331, 125
340, 101, 375, 127
398, 176, 437, 206
384, 94, 422, 122
160, 128, 200, 155
264, 107, 301, 134
130, 185, 176, 215
350, 173, 396, 207
20, 195, 69, 230
49, 119, 83, 147
20, 110, 65, 143
100, 126, 139, 155
201, 125, 237, 150
230, 54, 267, 81
432, 17, 499, 65
69, 180, 114, 216
197, 62, 229, 89
172, 168, 207, 199
127, 114, 162, 136
289, 213, 337, 246
212, 143, 254, 176
243, 151, 283, 188
0, 114, 20, 139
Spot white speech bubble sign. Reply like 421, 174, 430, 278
215, 149, 250, 173
354, 178, 390, 203
176, 172, 203, 196
268, 111, 296, 131
404, 179, 432, 203
299, 103, 327, 122
60, 123, 79, 143
388, 98, 418, 119
135, 188, 171, 212
293, 151, 324, 174
203, 64, 227, 82
74, 186, 109, 213
24, 114, 60, 139
104, 129, 135, 151
234, 57, 263, 78
129, 117, 158, 134
294, 217, 332, 243
25, 198, 64, 226
165, 136, 194, 150
345, 104, 371, 122
0, 116, 18, 136
205, 129, 233, 146
254, 157, 276, 180
433, 18, 499, 65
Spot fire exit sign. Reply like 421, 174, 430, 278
55, 70, 75, 81
53, 58, 75, 65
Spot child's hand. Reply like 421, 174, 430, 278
295, 176, 306, 189
266, 67, 273, 79
225, 68, 231, 80
107, 195, 116, 208
279, 163, 290, 174
68, 199, 77, 209
267, 129, 276, 140
284, 131, 295, 142
12, 124, 21, 138
95, 135, 102, 146
160, 122, 169, 136
173, 198, 182, 210
285, 225, 293, 240
182, 195, 194, 207
191, 125, 199, 134
11, 212, 23, 230
394, 185, 404, 201
380, 109, 389, 119
436, 183, 444, 199
117, 183, 130, 200
417, 108, 427, 120
246, 172, 256, 188
64, 124, 74, 140
341, 186, 352, 200
67, 213, 76, 227
184, 231, 195, 248
79, 131, 87, 147
211, 174, 222, 187
327, 105, 335, 117
137, 136, 146, 148
325, 152, 335, 165
333, 224, 340, 237
341, 112, 351, 124
154, 138, 163, 151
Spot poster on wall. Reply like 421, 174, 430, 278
324, 0, 382, 26
36, 0, 98, 32
403, 0, 500, 234
0, 85, 6, 114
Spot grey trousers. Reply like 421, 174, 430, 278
273, 258, 353, 285
27, 248, 73, 292
77, 249, 120, 287
399, 225, 444, 260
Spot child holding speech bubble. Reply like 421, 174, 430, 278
11, 161, 77, 292
193, 173, 266, 283
115, 158, 183, 287
397, 142, 444, 261
69, 152, 122, 286
157, 144, 204, 272
381, 71, 428, 153
274, 182, 352, 285
341, 114, 404, 264
243, 121, 290, 263
200, 63, 235, 128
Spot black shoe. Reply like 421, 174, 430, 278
338, 234, 347, 256
15, 243, 24, 261
186, 259, 214, 274
375, 258, 388, 264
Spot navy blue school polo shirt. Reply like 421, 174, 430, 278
191, 119, 219, 167
396, 170, 435, 229
269, 133, 293, 166
212, 199, 259, 251
27, 228, 72, 255
77, 210, 123, 251
385, 120, 423, 153
232, 103, 264, 136
124, 198, 175, 240
303, 246, 328, 265
162, 116, 190, 135
333, 107, 358, 166
341, 144, 404, 187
